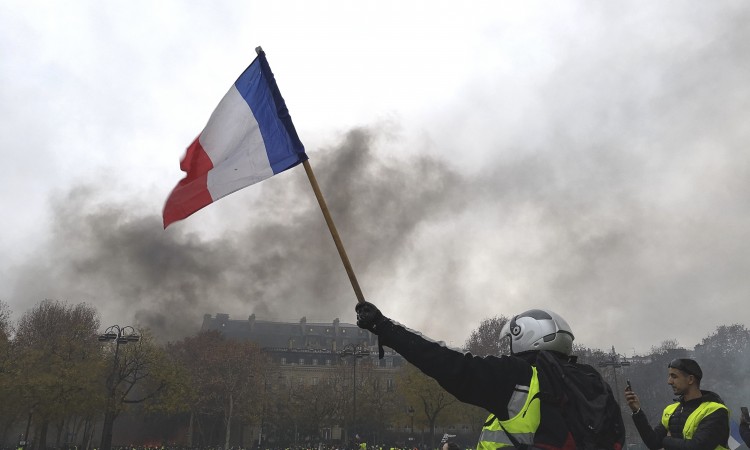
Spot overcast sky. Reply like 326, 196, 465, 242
2, 1, 749, 356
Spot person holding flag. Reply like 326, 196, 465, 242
355, 303, 625, 450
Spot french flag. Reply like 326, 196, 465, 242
163, 49, 308, 228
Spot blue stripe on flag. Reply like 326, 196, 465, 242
234, 51, 307, 174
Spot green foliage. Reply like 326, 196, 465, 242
13, 300, 105, 422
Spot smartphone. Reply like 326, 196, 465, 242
741, 406, 750, 422
626, 379, 632, 391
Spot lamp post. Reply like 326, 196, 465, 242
598, 346, 630, 402
339, 343, 370, 444
98, 325, 140, 450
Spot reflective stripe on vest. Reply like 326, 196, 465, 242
476, 366, 541, 450
661, 401, 729, 450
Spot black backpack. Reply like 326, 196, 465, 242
532, 351, 625, 450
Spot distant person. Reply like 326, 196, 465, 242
355, 303, 625, 450
440, 433, 460, 450
624, 358, 729, 450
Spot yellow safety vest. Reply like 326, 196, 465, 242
661, 401, 729, 450
476, 367, 541, 450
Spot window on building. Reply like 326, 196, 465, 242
386, 378, 394, 392
326, 359, 331, 366
312, 377, 319, 386
312, 358, 318, 365
299, 358, 304, 365
281, 357, 286, 365
386, 359, 393, 368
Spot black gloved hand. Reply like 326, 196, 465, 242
355, 301, 386, 333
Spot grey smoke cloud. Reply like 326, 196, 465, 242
9, 128, 466, 342
9, 107, 750, 353
4, 1, 750, 354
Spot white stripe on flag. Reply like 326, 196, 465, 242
202, 84, 273, 200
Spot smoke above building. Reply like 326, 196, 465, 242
4, 2, 750, 353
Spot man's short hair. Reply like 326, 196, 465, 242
668, 358, 703, 380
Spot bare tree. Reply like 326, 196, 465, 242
397, 364, 458, 448
168, 330, 263, 447
463, 315, 510, 356
356, 360, 401, 443
694, 324, 750, 405
99, 328, 174, 450
0, 300, 17, 445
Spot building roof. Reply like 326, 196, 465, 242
201, 313, 376, 351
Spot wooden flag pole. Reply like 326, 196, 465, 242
254, 47, 363, 303
254, 48, 364, 303
302, 160, 366, 304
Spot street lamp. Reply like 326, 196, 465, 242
98, 325, 140, 450
598, 345, 630, 400
339, 343, 370, 444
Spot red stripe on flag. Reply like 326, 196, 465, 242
163, 136, 215, 228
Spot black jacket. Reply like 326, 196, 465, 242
374, 319, 625, 449
631, 390, 729, 450
739, 421, 750, 447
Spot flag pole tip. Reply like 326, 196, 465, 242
255, 46, 263, 54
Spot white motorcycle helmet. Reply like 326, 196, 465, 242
501, 309, 575, 355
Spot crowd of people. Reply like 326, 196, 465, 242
7, 444, 467, 450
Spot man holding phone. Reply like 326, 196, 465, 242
624, 358, 729, 450
740, 406, 750, 447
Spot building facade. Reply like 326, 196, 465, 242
201, 313, 410, 445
